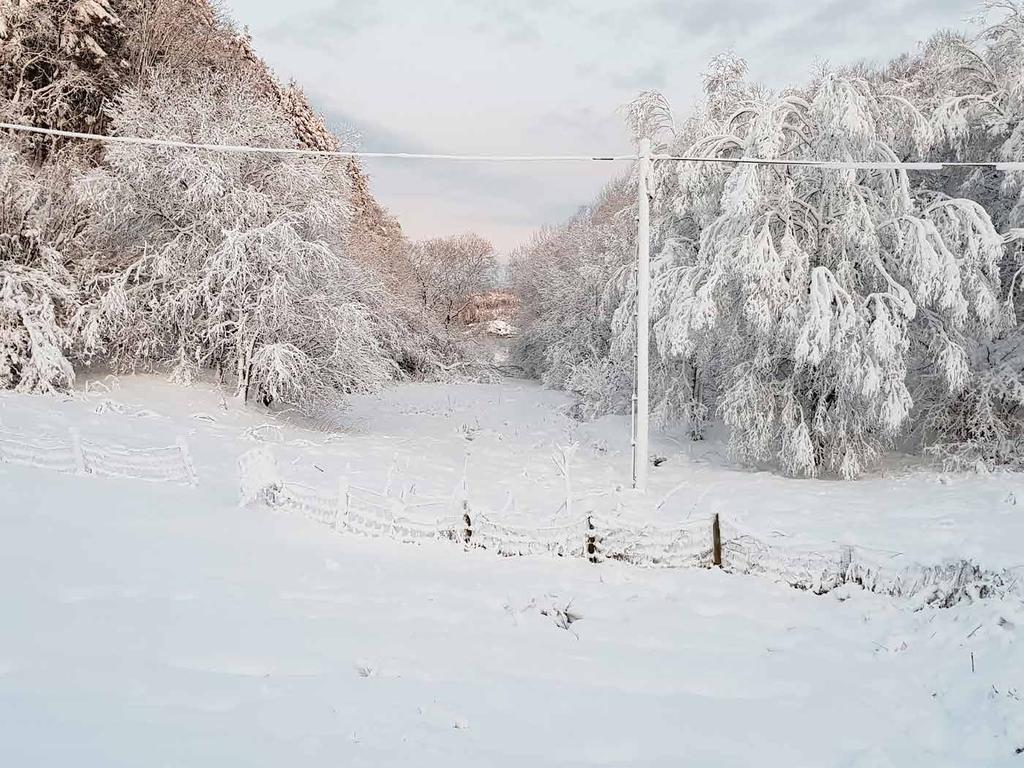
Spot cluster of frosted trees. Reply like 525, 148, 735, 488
515, 4, 1024, 475
399, 233, 497, 326
0, 0, 457, 410
81, 73, 413, 408
0, 147, 80, 392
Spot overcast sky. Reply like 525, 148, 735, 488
223, 0, 979, 254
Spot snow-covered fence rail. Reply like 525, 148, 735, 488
239, 447, 727, 566
238, 448, 1019, 606
0, 427, 197, 485
716, 518, 1019, 605
591, 515, 715, 567
0, 430, 79, 474
275, 478, 463, 544
470, 515, 587, 558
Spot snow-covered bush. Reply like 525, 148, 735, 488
0, 142, 80, 392
562, 358, 632, 421
80, 70, 398, 408
921, 344, 1024, 470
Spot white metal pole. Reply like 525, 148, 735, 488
633, 137, 652, 492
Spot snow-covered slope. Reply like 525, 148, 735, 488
25, 373, 1017, 570
1, 376, 1022, 766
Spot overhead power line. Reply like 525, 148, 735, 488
651, 154, 1024, 171
4, 121, 1024, 171
0, 122, 633, 162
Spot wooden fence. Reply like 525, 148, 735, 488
0, 427, 198, 485
237, 446, 1019, 607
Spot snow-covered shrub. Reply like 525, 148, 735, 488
923, 369, 1024, 470
80, 70, 398, 408
0, 142, 80, 392
563, 358, 632, 421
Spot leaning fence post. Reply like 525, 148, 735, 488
68, 428, 88, 475
459, 464, 473, 545
712, 513, 722, 568
176, 436, 198, 486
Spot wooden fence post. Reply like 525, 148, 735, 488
176, 436, 198, 486
68, 428, 88, 475
839, 544, 853, 570
838, 544, 854, 586
712, 513, 722, 568
586, 514, 599, 563
462, 499, 472, 545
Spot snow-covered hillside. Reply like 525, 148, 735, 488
1, 377, 1022, 766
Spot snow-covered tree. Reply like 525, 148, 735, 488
401, 233, 496, 326
0, 141, 80, 392
0, 0, 130, 158
80, 70, 398, 408
898, 3, 1024, 467
516, 19, 1024, 476
650, 61, 1011, 477
512, 179, 636, 418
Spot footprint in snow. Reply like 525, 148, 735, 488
353, 661, 401, 679
417, 702, 469, 730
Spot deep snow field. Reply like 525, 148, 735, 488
1, 374, 1023, 766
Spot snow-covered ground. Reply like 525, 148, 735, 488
1, 375, 1022, 766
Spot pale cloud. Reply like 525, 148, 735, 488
223, 0, 981, 253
